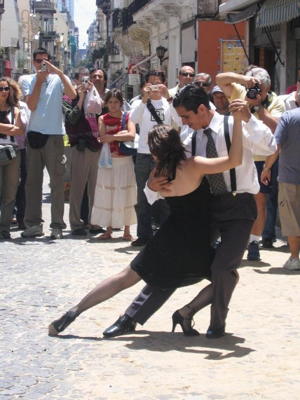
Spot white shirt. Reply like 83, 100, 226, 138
144, 111, 277, 204
130, 97, 182, 154
278, 91, 298, 111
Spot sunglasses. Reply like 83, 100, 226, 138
194, 81, 210, 88
34, 59, 49, 64
0, 87, 9, 92
180, 72, 195, 77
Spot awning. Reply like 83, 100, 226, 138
225, 3, 260, 24
256, 0, 300, 28
219, 0, 259, 15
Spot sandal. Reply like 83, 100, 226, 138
98, 232, 112, 240
122, 234, 133, 241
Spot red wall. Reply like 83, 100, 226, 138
197, 20, 246, 84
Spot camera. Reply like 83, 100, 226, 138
149, 85, 160, 91
81, 76, 89, 88
40, 63, 48, 72
246, 83, 261, 99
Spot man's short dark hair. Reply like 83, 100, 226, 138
33, 48, 50, 60
173, 84, 210, 112
145, 70, 166, 84
89, 68, 108, 88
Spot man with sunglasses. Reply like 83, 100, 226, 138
21, 48, 76, 240
168, 65, 195, 99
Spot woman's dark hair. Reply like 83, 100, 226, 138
173, 84, 210, 112
33, 47, 50, 60
104, 88, 124, 106
0, 77, 21, 107
148, 125, 186, 179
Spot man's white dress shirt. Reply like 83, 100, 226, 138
145, 112, 277, 204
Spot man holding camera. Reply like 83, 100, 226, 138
130, 71, 181, 247
216, 67, 285, 261
22, 48, 76, 239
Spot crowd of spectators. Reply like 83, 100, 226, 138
0, 47, 299, 272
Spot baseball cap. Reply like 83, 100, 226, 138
211, 85, 224, 95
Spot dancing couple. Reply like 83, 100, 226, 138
49, 85, 276, 338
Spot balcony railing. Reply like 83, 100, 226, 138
39, 31, 58, 40
33, 1, 56, 12
112, 8, 123, 29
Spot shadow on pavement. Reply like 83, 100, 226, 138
240, 260, 271, 268
53, 330, 254, 360
253, 267, 300, 275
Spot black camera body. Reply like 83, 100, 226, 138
246, 84, 261, 99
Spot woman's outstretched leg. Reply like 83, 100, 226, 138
48, 266, 141, 336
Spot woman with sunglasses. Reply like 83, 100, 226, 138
48, 104, 243, 336
0, 78, 25, 240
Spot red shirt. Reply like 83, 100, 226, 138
102, 112, 129, 155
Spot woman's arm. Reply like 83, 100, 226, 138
112, 118, 136, 142
192, 108, 243, 176
0, 108, 25, 136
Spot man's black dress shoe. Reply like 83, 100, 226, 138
261, 238, 274, 248
103, 314, 136, 338
131, 238, 148, 247
206, 327, 225, 339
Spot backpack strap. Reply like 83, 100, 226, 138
146, 99, 163, 124
224, 115, 237, 194
121, 111, 127, 130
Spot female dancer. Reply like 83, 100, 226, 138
49, 108, 243, 336
0, 78, 25, 239
90, 89, 136, 240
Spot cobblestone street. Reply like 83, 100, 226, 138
1, 177, 300, 400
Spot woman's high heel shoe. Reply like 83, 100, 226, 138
171, 310, 200, 336
48, 310, 78, 336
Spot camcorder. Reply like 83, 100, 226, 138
246, 83, 261, 99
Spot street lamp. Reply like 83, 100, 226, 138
156, 46, 167, 66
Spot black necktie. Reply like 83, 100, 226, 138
203, 128, 227, 195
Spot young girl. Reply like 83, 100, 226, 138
90, 89, 137, 240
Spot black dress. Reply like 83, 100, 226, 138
131, 178, 214, 289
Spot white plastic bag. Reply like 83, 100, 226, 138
98, 143, 112, 168
84, 85, 103, 114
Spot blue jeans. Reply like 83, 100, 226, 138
134, 153, 169, 240
262, 160, 278, 240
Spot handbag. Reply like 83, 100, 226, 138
0, 144, 17, 165
27, 130, 49, 149
98, 143, 112, 168
119, 112, 138, 157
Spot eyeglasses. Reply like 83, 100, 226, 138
180, 72, 195, 77
194, 81, 210, 88
34, 59, 49, 64
0, 87, 9, 92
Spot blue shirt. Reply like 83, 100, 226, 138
275, 108, 300, 185
27, 74, 69, 135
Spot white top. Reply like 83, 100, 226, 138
130, 97, 182, 154
144, 112, 277, 204
278, 91, 298, 111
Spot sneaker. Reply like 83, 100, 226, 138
131, 238, 148, 247
261, 238, 274, 248
50, 228, 63, 240
283, 257, 300, 271
247, 240, 261, 261
21, 225, 44, 238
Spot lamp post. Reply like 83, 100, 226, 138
156, 45, 167, 66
